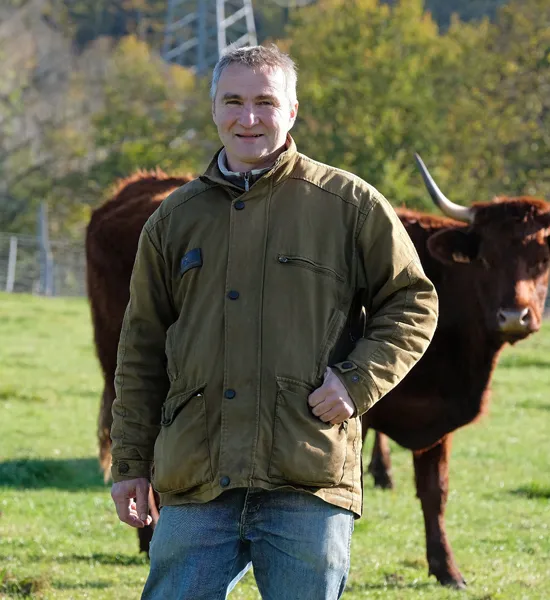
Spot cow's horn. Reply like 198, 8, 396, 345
415, 153, 474, 223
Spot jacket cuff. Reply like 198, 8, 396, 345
111, 458, 153, 483
331, 361, 378, 417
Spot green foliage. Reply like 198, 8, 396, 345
286, 0, 482, 209
42, 0, 168, 49
86, 36, 218, 194
424, 0, 509, 30
478, 0, 550, 199
284, 0, 549, 210
0, 31, 218, 238
1, 0, 548, 237
24, 1, 514, 52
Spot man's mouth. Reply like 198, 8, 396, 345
236, 134, 263, 138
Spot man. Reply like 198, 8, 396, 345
110, 44, 438, 599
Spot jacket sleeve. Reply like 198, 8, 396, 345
110, 224, 176, 482
332, 195, 438, 416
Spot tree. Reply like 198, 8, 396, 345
285, 0, 491, 210
86, 36, 217, 195
42, 0, 168, 49
477, 0, 550, 199
0, 9, 217, 237
423, 0, 509, 30
0, 2, 94, 235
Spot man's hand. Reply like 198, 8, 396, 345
111, 478, 153, 528
308, 367, 355, 425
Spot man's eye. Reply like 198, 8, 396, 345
226, 100, 241, 105
258, 101, 272, 105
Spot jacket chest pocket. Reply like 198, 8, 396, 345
268, 377, 348, 487
277, 254, 345, 283
153, 383, 213, 493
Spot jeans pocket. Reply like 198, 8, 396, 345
268, 377, 348, 487
153, 383, 213, 493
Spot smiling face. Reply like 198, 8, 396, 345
211, 63, 298, 172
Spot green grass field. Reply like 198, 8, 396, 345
1, 292, 549, 599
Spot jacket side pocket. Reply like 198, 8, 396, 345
268, 377, 348, 487
153, 383, 212, 493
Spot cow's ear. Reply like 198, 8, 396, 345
427, 228, 480, 265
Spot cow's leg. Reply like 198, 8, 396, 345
413, 435, 465, 588
98, 378, 155, 557
138, 525, 154, 556
367, 431, 394, 489
138, 488, 161, 556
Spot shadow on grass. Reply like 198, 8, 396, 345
56, 553, 148, 566
515, 400, 550, 412
0, 573, 50, 597
346, 578, 433, 592
510, 483, 550, 500
0, 387, 48, 402
0, 457, 106, 491
499, 357, 550, 369
52, 581, 112, 590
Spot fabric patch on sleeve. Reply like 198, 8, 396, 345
180, 248, 203, 276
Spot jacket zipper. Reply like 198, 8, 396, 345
244, 172, 250, 192
277, 254, 345, 282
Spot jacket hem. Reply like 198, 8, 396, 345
157, 478, 362, 518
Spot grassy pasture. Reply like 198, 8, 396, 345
0, 292, 549, 599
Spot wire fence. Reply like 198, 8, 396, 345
0, 230, 549, 314
0, 232, 86, 297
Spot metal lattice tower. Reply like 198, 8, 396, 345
162, 0, 257, 75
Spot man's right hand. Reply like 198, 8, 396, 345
111, 478, 153, 528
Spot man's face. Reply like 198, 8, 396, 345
212, 63, 298, 172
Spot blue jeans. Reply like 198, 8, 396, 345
142, 488, 354, 600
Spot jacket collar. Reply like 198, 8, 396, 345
201, 134, 299, 193
217, 149, 271, 189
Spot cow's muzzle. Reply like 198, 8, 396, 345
497, 307, 537, 341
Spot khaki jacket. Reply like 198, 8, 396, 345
111, 137, 438, 515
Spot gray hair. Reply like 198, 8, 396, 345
210, 44, 298, 106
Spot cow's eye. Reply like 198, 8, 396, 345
479, 257, 491, 269
529, 258, 550, 277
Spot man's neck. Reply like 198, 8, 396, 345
225, 154, 282, 175
221, 152, 273, 176
218, 150, 271, 191
217, 137, 291, 190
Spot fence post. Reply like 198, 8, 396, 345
38, 202, 54, 296
6, 235, 18, 293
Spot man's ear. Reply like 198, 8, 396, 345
289, 101, 299, 129
427, 228, 480, 265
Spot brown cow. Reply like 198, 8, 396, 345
363, 155, 550, 587
85, 168, 193, 553
86, 159, 550, 587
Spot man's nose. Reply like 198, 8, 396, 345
238, 106, 258, 127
